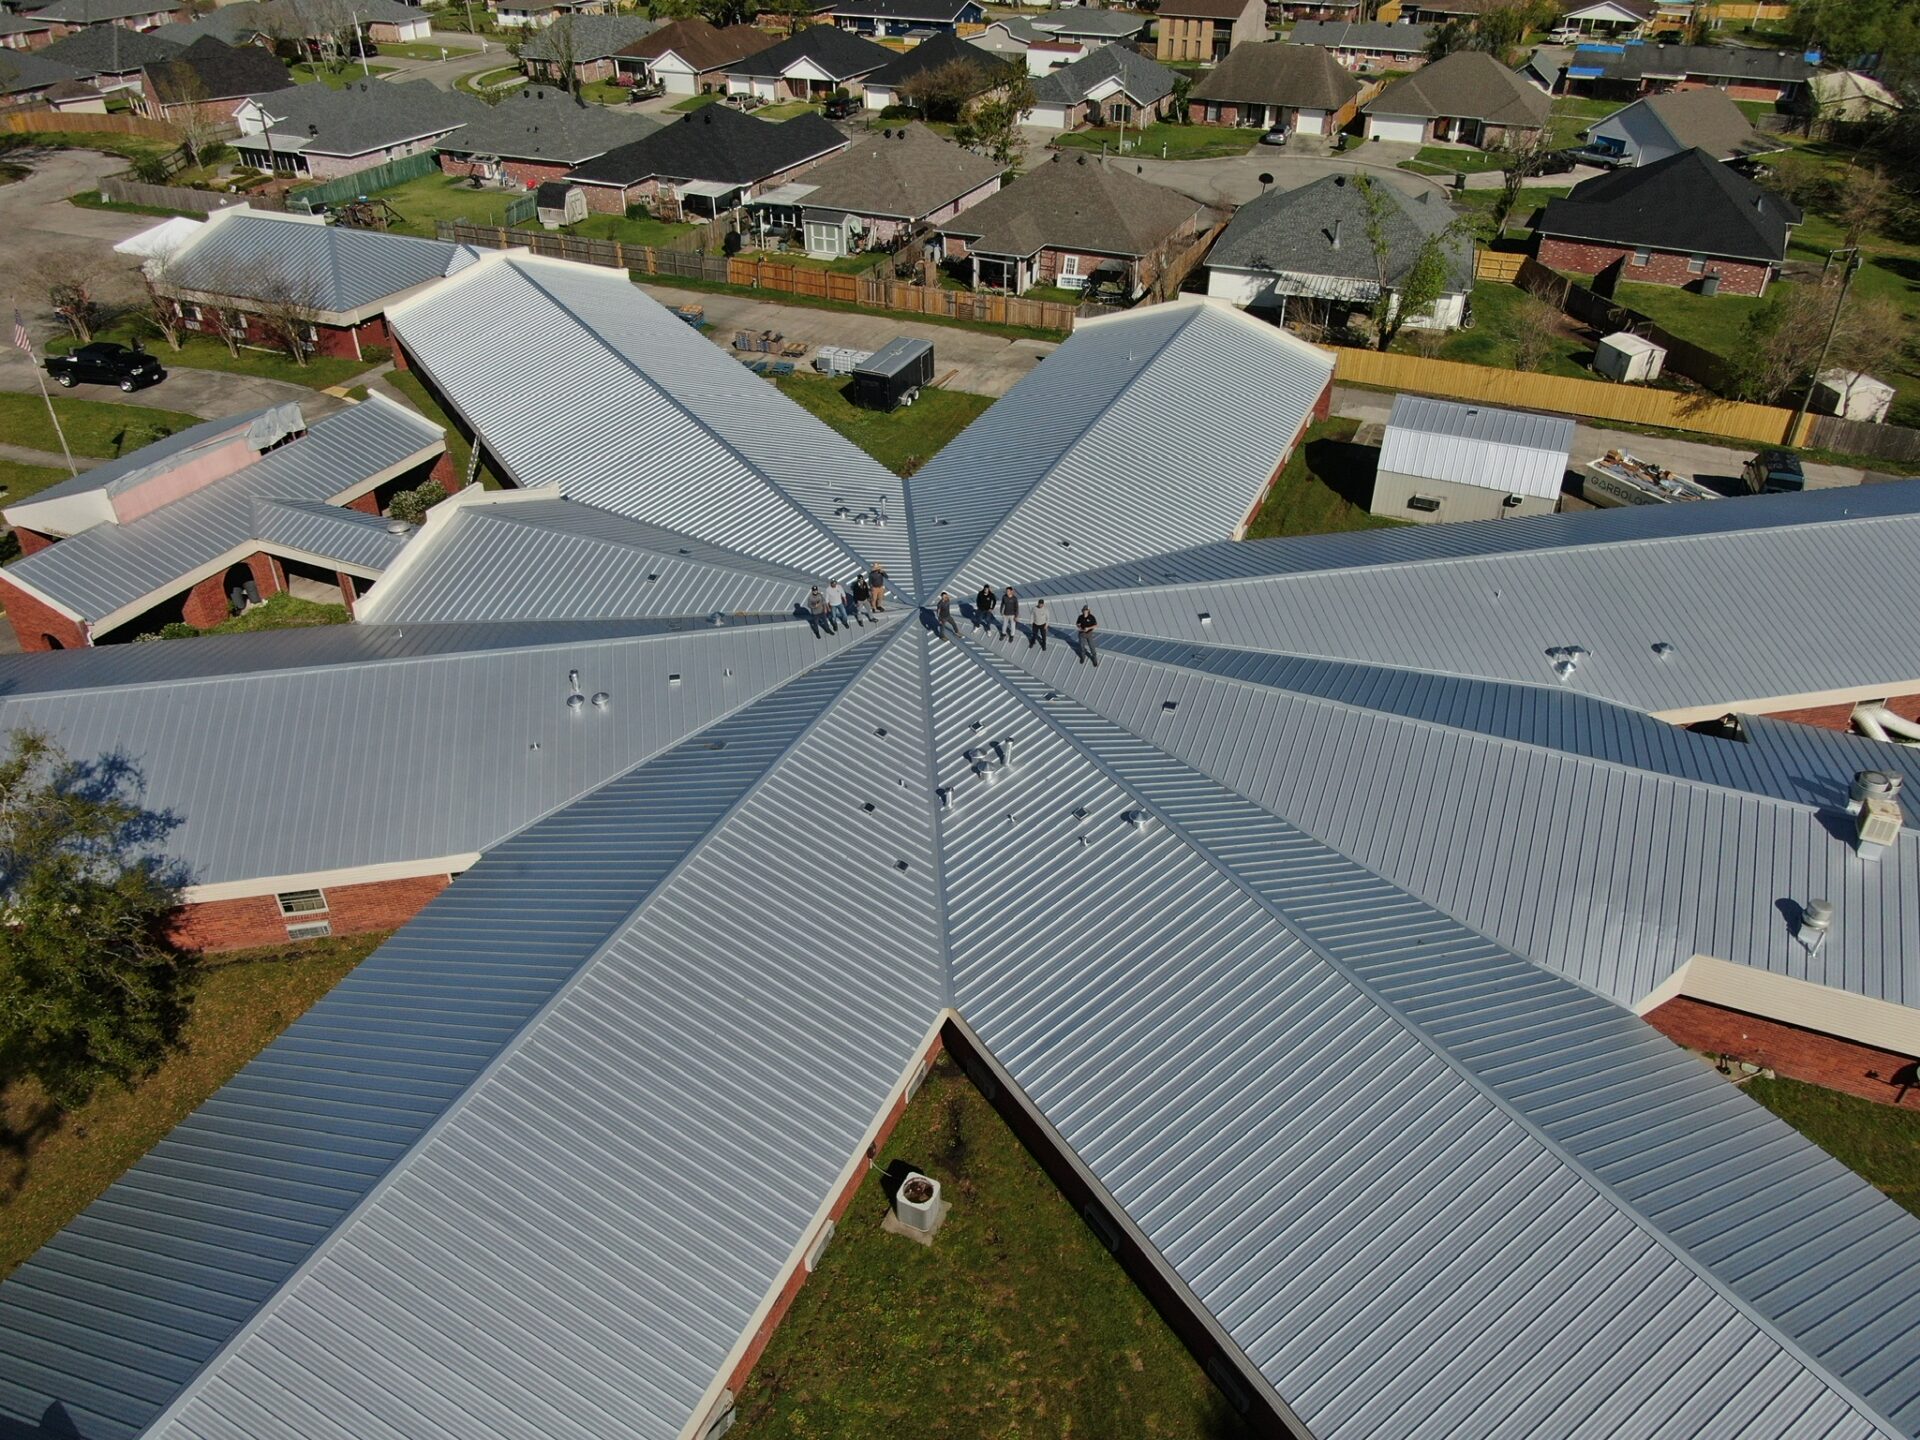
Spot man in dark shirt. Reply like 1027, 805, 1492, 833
1076, 605, 1098, 666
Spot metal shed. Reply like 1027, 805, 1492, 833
1371, 393, 1574, 523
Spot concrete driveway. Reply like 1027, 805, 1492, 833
0, 146, 156, 330
365, 29, 515, 90
0, 348, 347, 421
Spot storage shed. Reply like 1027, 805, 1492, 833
1371, 394, 1573, 523
536, 181, 587, 229
1593, 331, 1665, 384
1811, 368, 1896, 424
849, 336, 934, 410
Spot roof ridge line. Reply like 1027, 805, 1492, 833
467, 501, 820, 582
907, 629, 958, 1007
929, 304, 1200, 592
959, 641, 1909, 1440
135, 622, 908, 1439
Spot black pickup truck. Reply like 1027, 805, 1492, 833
44, 342, 167, 393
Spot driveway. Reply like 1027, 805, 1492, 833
0, 146, 157, 330
364, 30, 515, 90
0, 348, 348, 421
637, 283, 1055, 397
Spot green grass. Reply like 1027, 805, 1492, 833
578, 79, 635, 105
68, 188, 200, 218
1, 130, 177, 165
757, 101, 821, 121
1018, 283, 1085, 304
1610, 278, 1767, 358
0, 458, 70, 508
1449, 184, 1571, 243
47, 327, 373, 389
384, 369, 508, 489
0, 160, 27, 185
377, 39, 477, 58
669, 91, 722, 111
1393, 279, 1593, 379
0, 391, 200, 460
1242, 417, 1404, 540
371, 170, 526, 236
0, 931, 387, 1280
291, 61, 396, 86
639, 275, 1068, 341
195, 591, 349, 635
1547, 94, 1622, 149
1746, 1076, 1920, 1217
763, 251, 883, 274
773, 373, 992, 477
457, 63, 525, 95
731, 1056, 1249, 1440
1412, 145, 1507, 173
569, 211, 701, 246
1053, 122, 1258, 160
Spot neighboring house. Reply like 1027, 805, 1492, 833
1396, 0, 1506, 19
1190, 40, 1360, 135
1534, 146, 1799, 295
1368, 394, 1571, 523
860, 30, 1014, 111
121, 206, 483, 359
232, 78, 478, 178
1286, 20, 1431, 72
0, 11, 56, 48
40, 74, 101, 106
1025, 42, 1176, 130
436, 86, 658, 187
151, 0, 429, 52
1551, 39, 1814, 103
933, 151, 1213, 297
966, 15, 1091, 75
752, 122, 1001, 257
1206, 171, 1474, 329
723, 24, 893, 101
37, 21, 177, 92
136, 35, 293, 121
1154, 0, 1264, 64
517, 13, 659, 82
1276, 0, 1361, 18
1554, 0, 1655, 37
0, 46, 80, 103
1363, 48, 1549, 146
0, 396, 448, 650
1583, 85, 1776, 165
30, 0, 184, 37
1030, 8, 1148, 46
831, 0, 985, 40
491, 0, 607, 28
611, 18, 774, 96
567, 104, 848, 217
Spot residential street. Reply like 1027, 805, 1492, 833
361, 30, 516, 90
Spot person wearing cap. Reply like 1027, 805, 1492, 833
973, 582, 997, 636
1076, 605, 1099, 666
825, 578, 852, 631
999, 585, 1019, 644
850, 573, 874, 624
1030, 597, 1049, 651
806, 585, 834, 638
935, 590, 961, 642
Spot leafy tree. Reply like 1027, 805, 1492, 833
1832, 162, 1898, 246
1170, 71, 1192, 124
1354, 173, 1468, 350
0, 732, 191, 1113
699, 0, 756, 27
957, 71, 1034, 166
1489, 126, 1555, 235
901, 58, 990, 121
1732, 282, 1834, 403
1424, 17, 1471, 59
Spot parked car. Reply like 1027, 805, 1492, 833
1742, 449, 1806, 494
44, 342, 166, 393
1259, 124, 1290, 147
1560, 145, 1630, 170
1535, 149, 1580, 175
823, 94, 858, 119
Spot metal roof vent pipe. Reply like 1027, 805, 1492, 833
1848, 770, 1901, 813
1124, 808, 1155, 834
566, 692, 586, 715
591, 692, 611, 711
998, 735, 1016, 769
1797, 898, 1835, 953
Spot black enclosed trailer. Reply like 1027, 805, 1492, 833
848, 337, 935, 411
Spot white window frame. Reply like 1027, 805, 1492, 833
1631, 246, 1650, 266
1686, 253, 1706, 274
805, 218, 844, 257
276, 888, 328, 916
1059, 253, 1084, 289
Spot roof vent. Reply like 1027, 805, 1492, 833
591, 691, 610, 710
1796, 898, 1834, 952
566, 692, 585, 714
386, 518, 409, 534
1651, 640, 1675, 658
1076, 154, 1086, 165
1124, 808, 1155, 834
1849, 770, 1903, 810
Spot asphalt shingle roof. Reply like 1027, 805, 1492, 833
725, 22, 894, 78
1365, 47, 1549, 127
1579, 39, 1815, 85
1210, 171, 1474, 291
1286, 18, 1430, 52
0, 47, 80, 92
865, 28, 1013, 88
437, 86, 659, 164
569, 105, 846, 187
615, 17, 773, 70
1605, 85, 1772, 161
29, 0, 176, 21
38, 21, 178, 74
516, 13, 660, 62
795, 122, 1000, 221
1537, 146, 1797, 262
831, 0, 974, 20
937, 152, 1207, 258
246, 77, 478, 157
1029, 41, 1176, 106
143, 34, 292, 104
1191, 38, 1360, 110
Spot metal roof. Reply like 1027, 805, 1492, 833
908, 298, 1333, 592
1377, 394, 1574, 501
384, 252, 915, 593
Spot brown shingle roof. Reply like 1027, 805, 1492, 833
1190, 40, 1360, 111
937, 152, 1210, 258
616, 18, 773, 71
1364, 49, 1549, 128
1157, 0, 1252, 17
797, 122, 1001, 221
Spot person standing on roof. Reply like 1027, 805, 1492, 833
1030, 597, 1049, 651
807, 585, 833, 638
869, 562, 888, 613
999, 586, 1019, 644
850, 573, 874, 625
825, 578, 852, 631
936, 591, 961, 643
974, 582, 997, 635
1076, 605, 1098, 666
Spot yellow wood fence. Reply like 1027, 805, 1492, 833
1475, 252, 1528, 282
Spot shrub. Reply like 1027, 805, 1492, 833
359, 343, 392, 364
387, 480, 448, 526
128, 152, 172, 185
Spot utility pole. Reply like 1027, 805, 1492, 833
1790, 246, 1859, 446
352, 9, 370, 75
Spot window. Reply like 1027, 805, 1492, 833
1630, 247, 1650, 266
1407, 494, 1442, 513
804, 219, 843, 257
1058, 253, 1084, 289
184, 303, 202, 322
276, 888, 328, 916
1686, 253, 1706, 274
285, 920, 333, 941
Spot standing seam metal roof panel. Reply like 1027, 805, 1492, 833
1377, 394, 1575, 501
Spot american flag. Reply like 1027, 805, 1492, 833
10, 309, 29, 354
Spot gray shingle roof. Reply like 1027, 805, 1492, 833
0, 47, 79, 92
435, 85, 659, 163
568, 103, 846, 186
515, 11, 660, 61
1579, 39, 1815, 86
935, 152, 1206, 258
865, 28, 1012, 88
1595, 86, 1774, 162
29, 0, 177, 21
724, 21, 894, 78
37, 21, 178, 74
246, 77, 478, 157
793, 122, 1000, 221
1365, 47, 1549, 127
1191, 38, 1360, 109
1209, 172, 1475, 291
1031, 7, 1147, 38
1538, 147, 1796, 263
1286, 18, 1431, 52
1029, 39, 1175, 105
143, 34, 292, 105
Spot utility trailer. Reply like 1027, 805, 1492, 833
848, 337, 934, 411
1583, 450, 1721, 507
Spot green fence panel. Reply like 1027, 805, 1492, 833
288, 151, 440, 212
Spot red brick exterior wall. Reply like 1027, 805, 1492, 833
429, 449, 461, 492
169, 872, 452, 952
0, 573, 88, 651
1644, 996, 1920, 1110
439, 153, 572, 188
246, 551, 285, 599
1536, 235, 1773, 296
178, 304, 391, 360
181, 570, 233, 629
1763, 691, 1920, 732
13, 528, 53, 557
345, 490, 382, 516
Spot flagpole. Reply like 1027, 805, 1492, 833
12, 305, 78, 478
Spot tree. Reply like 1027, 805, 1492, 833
387, 480, 448, 525
1507, 290, 1558, 372
1830, 292, 1911, 396
1170, 71, 1192, 124
901, 58, 989, 122
135, 261, 188, 353
699, 0, 756, 26
1832, 162, 1896, 246
1758, 149, 1826, 210
1424, 17, 1471, 59
247, 259, 324, 366
759, 0, 810, 34
38, 256, 112, 344
1732, 282, 1833, 403
0, 732, 190, 1113
1489, 126, 1554, 235
542, 13, 583, 100
1354, 173, 1468, 350
957, 71, 1033, 167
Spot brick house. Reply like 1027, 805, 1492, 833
0, 12, 57, 48
859, 29, 1015, 112
830, 0, 985, 40
1285, 19, 1432, 73
1024, 43, 1177, 131
1547, 38, 1814, 104
1276, 0, 1361, 18
1363, 47, 1550, 146
611, 18, 775, 97
1154, 0, 1264, 64
436, 85, 658, 189
722, 24, 893, 102
933, 151, 1215, 299
568, 104, 848, 218
0, 395, 447, 651
231, 78, 479, 179
516, 13, 658, 83
0, 47, 83, 104
1534, 146, 1798, 296
135, 35, 292, 122
36, 22, 179, 94
31, 0, 186, 38
1189, 39, 1360, 135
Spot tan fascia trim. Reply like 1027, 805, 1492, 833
353, 484, 560, 622
1654, 679, 1920, 725
1639, 954, 1920, 1057
181, 852, 480, 904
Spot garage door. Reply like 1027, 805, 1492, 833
1026, 103, 1073, 130
661, 69, 695, 95
1367, 113, 1427, 144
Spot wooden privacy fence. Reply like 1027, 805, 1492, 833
2, 110, 182, 139
1807, 414, 1920, 465
1513, 255, 1741, 395
1331, 347, 1813, 447
439, 222, 1095, 331
1475, 252, 1526, 282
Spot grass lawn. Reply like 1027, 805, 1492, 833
196, 592, 349, 636
0, 391, 199, 460
69, 189, 199, 218
731, 1056, 1249, 1440
1745, 1076, 1920, 1218
1613, 279, 1767, 357
2, 130, 178, 166
1396, 279, 1593, 379
766, 251, 882, 275
47, 327, 373, 389
457, 63, 525, 95
1547, 95, 1622, 149
378, 39, 476, 57
0, 931, 387, 1280
571, 211, 701, 246
1053, 122, 1258, 160
374, 170, 525, 236
291, 61, 396, 86
669, 92, 722, 111
773, 373, 991, 477
384, 369, 508, 488
1242, 417, 1404, 540
579, 78, 635, 105
1019, 283, 1085, 305
757, 100, 821, 121
1412, 145, 1506, 173
0, 458, 69, 509
1449, 184, 1570, 243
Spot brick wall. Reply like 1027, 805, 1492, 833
0, 573, 87, 651
439, 153, 572, 189
245, 551, 284, 599
169, 872, 452, 952
181, 570, 232, 629
580, 181, 629, 214
13, 527, 53, 557
1535, 235, 1772, 296
1762, 691, 1920, 732
1644, 996, 1920, 1110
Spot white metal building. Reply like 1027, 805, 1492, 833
1371, 393, 1573, 522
